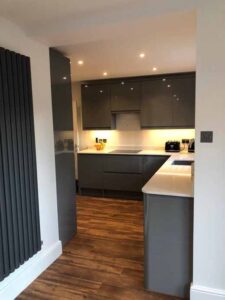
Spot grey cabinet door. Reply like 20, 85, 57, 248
143, 156, 169, 184
171, 75, 195, 128
78, 154, 104, 189
81, 84, 111, 129
141, 74, 195, 129
110, 81, 141, 112
141, 78, 174, 128
104, 173, 143, 192
50, 49, 73, 131
104, 155, 143, 174
55, 153, 76, 246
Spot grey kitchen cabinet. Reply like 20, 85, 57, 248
141, 74, 195, 128
103, 155, 143, 193
81, 72, 195, 130
144, 194, 193, 298
81, 84, 112, 129
104, 173, 143, 192
49, 48, 73, 131
171, 75, 195, 128
104, 155, 142, 174
50, 48, 77, 246
141, 78, 174, 128
143, 155, 169, 184
55, 153, 77, 246
110, 81, 141, 112
78, 154, 104, 189
78, 154, 167, 199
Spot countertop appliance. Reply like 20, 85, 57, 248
188, 139, 195, 153
165, 141, 180, 152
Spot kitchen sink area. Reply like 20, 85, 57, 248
172, 160, 194, 166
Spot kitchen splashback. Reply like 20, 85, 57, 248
78, 127, 195, 150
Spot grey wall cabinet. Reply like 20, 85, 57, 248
110, 81, 141, 112
141, 74, 195, 128
171, 75, 195, 128
81, 84, 112, 129
80, 73, 195, 130
49, 49, 73, 131
78, 154, 168, 198
141, 79, 173, 128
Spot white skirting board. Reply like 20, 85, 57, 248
191, 284, 225, 300
0, 241, 62, 300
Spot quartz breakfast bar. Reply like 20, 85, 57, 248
142, 152, 194, 299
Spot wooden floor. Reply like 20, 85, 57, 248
17, 196, 182, 300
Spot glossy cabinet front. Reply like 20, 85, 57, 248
81, 84, 112, 129
81, 73, 195, 130
141, 74, 195, 128
78, 154, 168, 199
110, 81, 141, 112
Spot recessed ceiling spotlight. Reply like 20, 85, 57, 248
139, 53, 145, 58
152, 67, 157, 72
77, 60, 84, 65
167, 84, 171, 88
103, 72, 108, 76
62, 76, 67, 80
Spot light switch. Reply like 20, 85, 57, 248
200, 131, 213, 143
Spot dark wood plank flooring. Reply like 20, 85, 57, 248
17, 196, 182, 300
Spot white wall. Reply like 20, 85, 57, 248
191, 1, 225, 299
0, 18, 61, 299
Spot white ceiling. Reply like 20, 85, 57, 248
0, 0, 197, 81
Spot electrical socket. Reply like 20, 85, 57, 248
182, 139, 190, 144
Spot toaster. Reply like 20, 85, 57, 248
188, 139, 195, 153
165, 141, 181, 152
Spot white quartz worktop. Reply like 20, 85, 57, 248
142, 152, 194, 198
78, 148, 172, 156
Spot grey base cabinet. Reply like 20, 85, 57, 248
78, 154, 168, 199
55, 153, 77, 246
78, 154, 104, 189
144, 194, 193, 298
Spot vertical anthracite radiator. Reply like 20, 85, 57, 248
0, 47, 41, 281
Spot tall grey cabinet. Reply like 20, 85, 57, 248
50, 48, 77, 246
